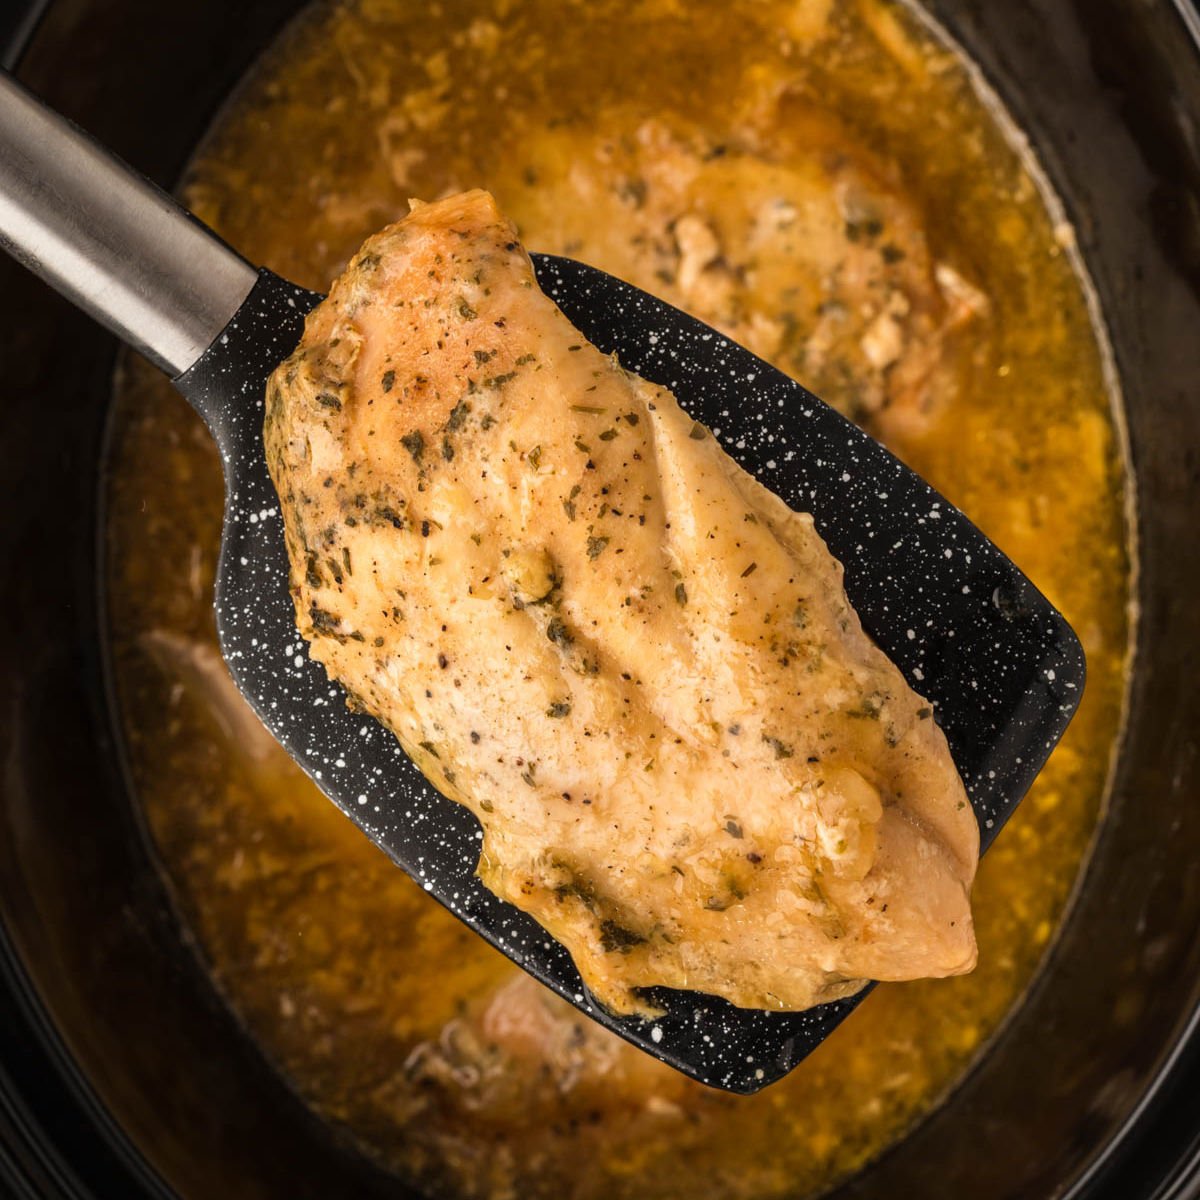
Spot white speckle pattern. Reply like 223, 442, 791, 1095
178, 264, 1085, 1096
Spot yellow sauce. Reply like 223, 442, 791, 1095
105, 1, 1130, 1196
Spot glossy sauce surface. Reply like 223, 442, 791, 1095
105, 1, 1130, 1196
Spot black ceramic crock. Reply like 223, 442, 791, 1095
1, 0, 1198, 1196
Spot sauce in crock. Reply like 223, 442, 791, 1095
105, 1, 1130, 1196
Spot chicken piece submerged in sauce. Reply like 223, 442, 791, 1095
507, 104, 989, 440
264, 190, 979, 1016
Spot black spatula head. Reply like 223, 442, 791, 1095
175, 260, 1084, 1095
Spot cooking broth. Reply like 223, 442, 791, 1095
105, 1, 1130, 1196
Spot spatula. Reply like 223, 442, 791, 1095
0, 70, 1084, 1094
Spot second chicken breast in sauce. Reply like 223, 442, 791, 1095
264, 189, 979, 1017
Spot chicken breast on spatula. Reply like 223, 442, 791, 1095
264, 189, 978, 1017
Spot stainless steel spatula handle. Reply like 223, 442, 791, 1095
0, 69, 256, 376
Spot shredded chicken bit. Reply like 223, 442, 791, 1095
264, 190, 978, 1016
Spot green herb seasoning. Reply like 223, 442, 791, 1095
763, 734, 794, 760
400, 430, 425, 463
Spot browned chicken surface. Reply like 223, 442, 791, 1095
264, 190, 978, 1015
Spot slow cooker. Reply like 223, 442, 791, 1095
1, 0, 1199, 1196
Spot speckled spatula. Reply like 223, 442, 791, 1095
0, 71, 1084, 1093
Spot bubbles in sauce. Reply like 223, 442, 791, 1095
105, 1, 1129, 1196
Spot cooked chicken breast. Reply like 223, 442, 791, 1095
264, 189, 978, 1016
503, 104, 988, 439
